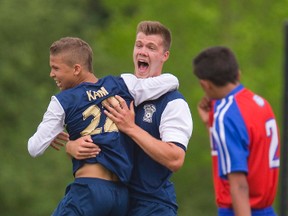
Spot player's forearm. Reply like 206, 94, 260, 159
231, 190, 251, 216
28, 120, 64, 157
28, 129, 64, 157
125, 125, 185, 172
28, 98, 65, 157
121, 73, 179, 106
28, 136, 50, 157
228, 173, 251, 216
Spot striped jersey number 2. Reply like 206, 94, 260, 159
266, 119, 280, 168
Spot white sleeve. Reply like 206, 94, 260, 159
27, 96, 65, 157
159, 99, 193, 149
121, 73, 179, 106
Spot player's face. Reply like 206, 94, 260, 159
49, 54, 77, 90
199, 80, 217, 99
133, 32, 169, 78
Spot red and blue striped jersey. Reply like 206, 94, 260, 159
209, 84, 280, 209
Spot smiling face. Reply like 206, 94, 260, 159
49, 53, 78, 90
133, 32, 169, 78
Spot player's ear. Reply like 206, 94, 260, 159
73, 64, 81, 76
237, 70, 241, 81
199, 79, 209, 90
162, 50, 170, 62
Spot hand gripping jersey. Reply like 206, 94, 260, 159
28, 74, 179, 184
209, 84, 280, 209
129, 91, 193, 211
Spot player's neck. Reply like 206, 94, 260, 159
81, 72, 98, 84
219, 82, 240, 98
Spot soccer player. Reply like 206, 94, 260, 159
193, 46, 280, 216
27, 37, 179, 216
101, 21, 193, 216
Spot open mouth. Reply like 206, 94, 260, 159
55, 80, 62, 89
138, 60, 149, 71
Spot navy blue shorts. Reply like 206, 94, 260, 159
218, 206, 277, 216
127, 199, 177, 216
52, 177, 129, 216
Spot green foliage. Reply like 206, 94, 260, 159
1, 0, 286, 215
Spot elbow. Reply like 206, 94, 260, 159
168, 159, 184, 172
167, 146, 185, 172
28, 147, 37, 158
27, 142, 40, 158
28, 151, 36, 158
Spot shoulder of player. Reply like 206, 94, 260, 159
161, 90, 186, 101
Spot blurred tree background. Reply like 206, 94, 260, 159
0, 0, 287, 215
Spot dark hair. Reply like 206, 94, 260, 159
192, 46, 239, 86
136, 21, 172, 52
50, 37, 93, 72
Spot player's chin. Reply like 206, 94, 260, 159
135, 69, 150, 78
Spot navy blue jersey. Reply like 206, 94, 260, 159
55, 75, 134, 184
129, 90, 187, 210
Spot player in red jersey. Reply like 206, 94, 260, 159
193, 46, 280, 216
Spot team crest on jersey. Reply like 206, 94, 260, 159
143, 104, 156, 123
